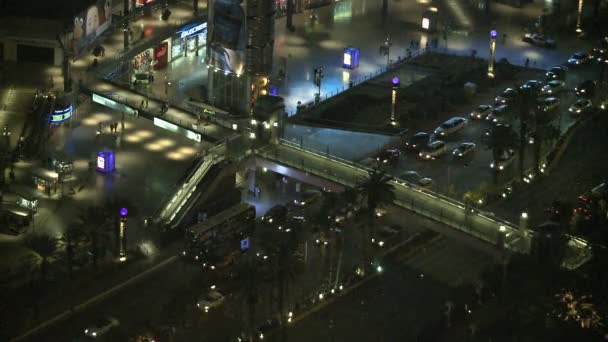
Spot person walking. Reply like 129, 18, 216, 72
525, 58, 530, 68
145, 98, 149, 108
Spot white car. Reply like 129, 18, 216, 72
452, 142, 476, 158
84, 317, 120, 338
470, 105, 493, 120
490, 150, 515, 171
569, 98, 593, 114
197, 290, 225, 313
522, 33, 556, 48
418, 140, 447, 160
399, 171, 433, 187
541, 80, 565, 95
434, 117, 467, 137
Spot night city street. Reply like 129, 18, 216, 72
1, 0, 608, 341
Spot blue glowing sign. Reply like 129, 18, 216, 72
50, 105, 73, 124
343, 47, 360, 69
240, 237, 250, 251
177, 22, 207, 39
96, 150, 115, 173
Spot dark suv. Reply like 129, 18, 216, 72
575, 80, 597, 98
405, 132, 431, 152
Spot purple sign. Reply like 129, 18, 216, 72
120, 208, 128, 217
490, 30, 498, 38
392, 77, 400, 85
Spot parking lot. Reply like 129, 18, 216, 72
366, 54, 604, 199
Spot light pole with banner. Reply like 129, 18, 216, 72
576, 0, 584, 34
390, 76, 399, 125
488, 29, 498, 78
118, 207, 128, 262
313, 67, 324, 103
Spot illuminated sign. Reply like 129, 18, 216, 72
92, 94, 137, 116
50, 105, 73, 124
154, 117, 202, 142
96, 150, 115, 173
343, 47, 360, 69
178, 22, 207, 39
422, 17, 430, 30
343, 53, 351, 67
97, 155, 105, 170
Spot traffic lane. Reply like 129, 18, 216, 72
27, 262, 216, 342
281, 253, 452, 342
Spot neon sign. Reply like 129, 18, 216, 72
178, 23, 207, 39
50, 105, 73, 124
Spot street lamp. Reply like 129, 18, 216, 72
390, 76, 399, 126
576, 0, 584, 34
488, 29, 498, 78
118, 207, 128, 262
313, 67, 324, 103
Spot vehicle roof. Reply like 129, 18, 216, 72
428, 140, 445, 147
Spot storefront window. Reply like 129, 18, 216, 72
172, 36, 184, 60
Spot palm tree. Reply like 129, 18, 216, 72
76, 207, 112, 269
24, 233, 59, 281
356, 168, 396, 218
516, 86, 534, 180
482, 123, 518, 185
532, 109, 560, 173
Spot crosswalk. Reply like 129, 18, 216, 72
387, 236, 495, 287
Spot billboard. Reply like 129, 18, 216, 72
207, 0, 246, 75
72, 0, 113, 55
153, 42, 169, 70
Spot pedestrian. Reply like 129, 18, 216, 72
121, 119, 125, 131
145, 98, 149, 108
502, 33, 507, 45
525, 57, 530, 68
140, 99, 144, 109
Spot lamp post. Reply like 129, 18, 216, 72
390, 77, 399, 126
118, 207, 128, 262
313, 66, 324, 103
488, 29, 498, 78
576, 0, 584, 34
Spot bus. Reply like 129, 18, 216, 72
182, 203, 256, 265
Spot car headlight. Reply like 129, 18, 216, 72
92, 332, 97, 337
576, 109, 581, 113
85, 329, 89, 334
458, 153, 463, 156
499, 165, 504, 170
490, 162, 495, 168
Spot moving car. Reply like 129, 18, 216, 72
486, 104, 509, 123
490, 149, 515, 171
293, 190, 322, 207
452, 142, 476, 158
434, 117, 468, 137
538, 97, 560, 112
399, 171, 433, 187
84, 317, 120, 338
545, 66, 567, 81
470, 104, 493, 120
371, 225, 400, 248
541, 80, 566, 95
197, 290, 225, 313
520, 79, 544, 94
405, 132, 432, 151
418, 140, 447, 160
522, 33, 556, 48
376, 149, 401, 163
575, 80, 597, 98
494, 88, 518, 104
569, 98, 593, 114
262, 205, 288, 224
484, 122, 512, 137
567, 51, 592, 66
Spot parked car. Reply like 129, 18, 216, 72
569, 98, 593, 114
541, 80, 566, 95
484, 122, 512, 138
434, 117, 468, 137
538, 97, 560, 112
490, 149, 515, 171
197, 289, 226, 313
470, 104, 493, 120
376, 149, 401, 164
399, 171, 433, 187
418, 140, 447, 160
262, 205, 288, 224
84, 317, 120, 338
486, 104, 510, 123
520, 79, 544, 94
589, 47, 607, 62
545, 66, 567, 81
405, 132, 432, 151
568, 51, 592, 65
575, 80, 597, 98
293, 190, 322, 207
522, 33, 556, 48
452, 142, 476, 158
494, 88, 518, 104
371, 225, 400, 247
